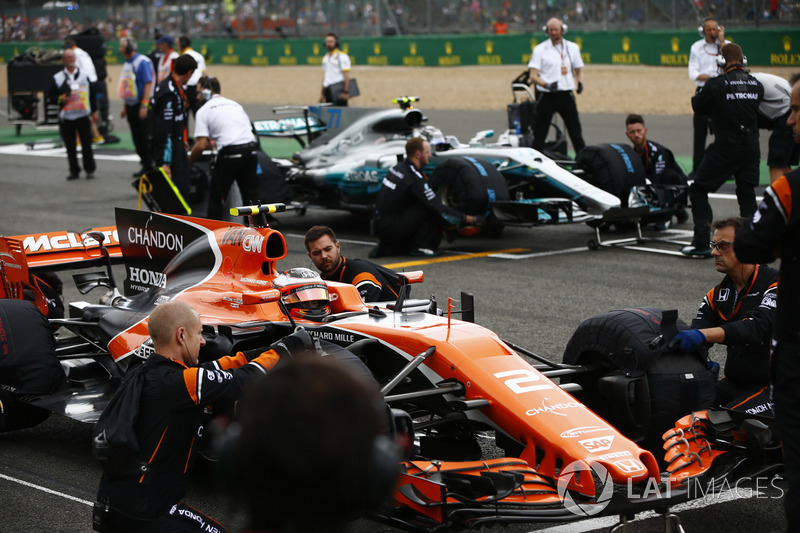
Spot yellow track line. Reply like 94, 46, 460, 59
382, 248, 531, 269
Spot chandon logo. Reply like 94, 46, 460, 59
557, 461, 614, 516
127, 225, 184, 260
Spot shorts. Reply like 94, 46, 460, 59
767, 110, 800, 168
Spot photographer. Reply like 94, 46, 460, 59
48, 48, 97, 181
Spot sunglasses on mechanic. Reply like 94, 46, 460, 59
709, 240, 734, 252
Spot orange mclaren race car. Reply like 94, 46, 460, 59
0, 204, 781, 531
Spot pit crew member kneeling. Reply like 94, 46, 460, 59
371, 138, 483, 258
668, 217, 777, 412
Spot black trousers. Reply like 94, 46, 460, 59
207, 143, 259, 220
771, 339, 800, 531
692, 111, 711, 173
532, 91, 585, 155
125, 103, 153, 171
323, 86, 348, 107
374, 204, 441, 254
688, 141, 759, 247
59, 115, 96, 177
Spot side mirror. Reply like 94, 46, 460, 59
242, 289, 282, 305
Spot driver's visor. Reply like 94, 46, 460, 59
282, 285, 329, 307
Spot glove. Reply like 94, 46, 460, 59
547, 81, 559, 92
472, 214, 487, 226
269, 327, 316, 359
667, 329, 706, 354
577, 81, 584, 94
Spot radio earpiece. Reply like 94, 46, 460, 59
201, 77, 214, 101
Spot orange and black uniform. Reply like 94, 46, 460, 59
322, 256, 402, 303
96, 349, 278, 532
735, 168, 800, 527
691, 263, 777, 406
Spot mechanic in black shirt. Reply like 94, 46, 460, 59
735, 73, 800, 526
372, 138, 481, 257
669, 217, 777, 409
624, 113, 689, 228
682, 43, 764, 257
152, 53, 196, 201
95, 300, 312, 533
304, 225, 403, 302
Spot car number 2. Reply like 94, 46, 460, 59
494, 369, 552, 394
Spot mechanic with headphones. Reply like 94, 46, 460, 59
688, 17, 729, 175
188, 76, 259, 220
669, 216, 777, 409
527, 17, 586, 156
319, 33, 351, 106
682, 43, 763, 257
93, 300, 316, 532
118, 36, 156, 177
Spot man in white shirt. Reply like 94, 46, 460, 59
319, 33, 351, 106
688, 17, 728, 174
177, 35, 207, 115
64, 39, 103, 144
48, 49, 97, 180
527, 17, 585, 155
188, 77, 259, 220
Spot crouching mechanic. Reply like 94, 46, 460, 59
304, 225, 403, 302
668, 217, 777, 409
94, 300, 314, 533
372, 138, 483, 258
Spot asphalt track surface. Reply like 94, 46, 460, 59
0, 97, 787, 532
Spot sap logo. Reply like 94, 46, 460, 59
579, 435, 614, 453
345, 169, 380, 183
615, 458, 645, 473
242, 234, 263, 253
129, 267, 167, 288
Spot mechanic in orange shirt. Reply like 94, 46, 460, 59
94, 300, 313, 533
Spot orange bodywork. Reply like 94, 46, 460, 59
6, 209, 662, 522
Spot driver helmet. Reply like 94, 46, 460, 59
420, 125, 451, 152
272, 268, 330, 322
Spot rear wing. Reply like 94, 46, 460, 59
5, 226, 121, 271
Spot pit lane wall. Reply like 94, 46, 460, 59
1, 28, 799, 67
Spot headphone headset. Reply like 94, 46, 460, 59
716, 52, 748, 68
698, 17, 719, 37
201, 77, 214, 101
543, 21, 568, 35
122, 37, 134, 55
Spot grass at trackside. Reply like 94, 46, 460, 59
1, 127, 771, 186
0, 127, 301, 160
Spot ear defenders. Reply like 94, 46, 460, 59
716, 54, 747, 68
201, 77, 214, 101
698, 17, 719, 37
122, 37, 134, 55
543, 22, 568, 34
